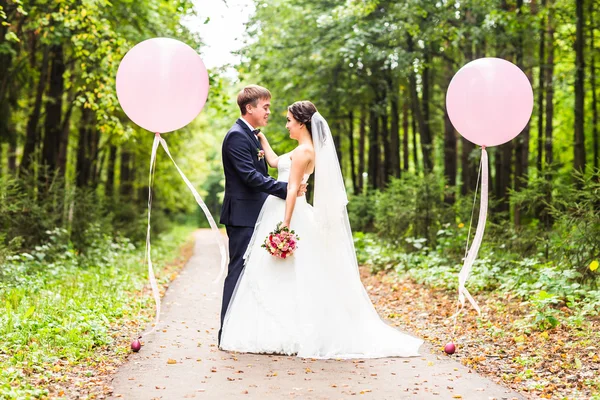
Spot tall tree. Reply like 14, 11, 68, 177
544, 2, 555, 171
106, 144, 117, 198
574, 0, 586, 172
591, 0, 599, 171
514, 0, 533, 225
42, 44, 65, 174
348, 111, 358, 193
20, 47, 50, 174
420, 50, 434, 172
402, 99, 409, 172
358, 107, 366, 192
537, 1, 545, 173
443, 62, 457, 203
378, 112, 388, 188
389, 83, 401, 178
367, 109, 379, 189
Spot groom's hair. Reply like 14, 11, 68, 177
238, 85, 271, 115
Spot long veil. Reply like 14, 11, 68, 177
311, 112, 360, 277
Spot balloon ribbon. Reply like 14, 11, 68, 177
456, 147, 488, 316
144, 133, 227, 332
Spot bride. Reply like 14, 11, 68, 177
220, 101, 423, 359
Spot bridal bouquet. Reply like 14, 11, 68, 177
261, 222, 300, 259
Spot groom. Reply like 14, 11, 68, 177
218, 85, 306, 345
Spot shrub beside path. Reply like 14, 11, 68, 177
109, 229, 522, 399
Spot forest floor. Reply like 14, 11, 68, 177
361, 270, 600, 400
106, 230, 520, 400
50, 229, 598, 399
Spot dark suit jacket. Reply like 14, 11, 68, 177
219, 119, 288, 227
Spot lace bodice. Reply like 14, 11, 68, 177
277, 153, 311, 183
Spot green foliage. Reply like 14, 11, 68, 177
0, 225, 194, 398
511, 170, 600, 279
348, 172, 453, 247
354, 169, 600, 331
0, 168, 176, 257
374, 173, 452, 247
347, 193, 376, 233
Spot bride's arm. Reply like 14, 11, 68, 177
256, 132, 279, 168
282, 146, 311, 228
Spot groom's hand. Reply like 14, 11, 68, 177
297, 183, 308, 197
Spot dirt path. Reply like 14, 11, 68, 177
109, 230, 523, 399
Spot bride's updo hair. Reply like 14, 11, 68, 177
288, 101, 318, 134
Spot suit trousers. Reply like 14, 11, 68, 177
218, 225, 254, 345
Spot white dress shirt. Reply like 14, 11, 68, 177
240, 117, 258, 140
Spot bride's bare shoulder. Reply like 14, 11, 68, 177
291, 144, 314, 161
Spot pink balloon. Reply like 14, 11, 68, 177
116, 38, 209, 133
446, 58, 533, 147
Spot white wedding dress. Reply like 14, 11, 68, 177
220, 150, 423, 359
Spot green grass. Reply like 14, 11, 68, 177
0, 225, 195, 398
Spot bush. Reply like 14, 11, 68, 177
373, 173, 452, 247
347, 192, 377, 232
511, 169, 600, 281
0, 170, 174, 255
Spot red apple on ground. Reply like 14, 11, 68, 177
131, 339, 142, 352
444, 342, 456, 355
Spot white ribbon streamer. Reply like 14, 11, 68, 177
145, 134, 162, 331
156, 135, 228, 283
457, 147, 488, 315
143, 133, 228, 334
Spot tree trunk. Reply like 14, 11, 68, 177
358, 107, 366, 192
20, 47, 50, 173
574, 0, 586, 172
544, 6, 555, 171
461, 138, 476, 195
119, 147, 133, 198
367, 108, 379, 189
420, 51, 434, 172
443, 63, 457, 201
8, 131, 16, 174
590, 0, 599, 171
332, 122, 342, 172
514, 0, 532, 226
411, 102, 419, 174
402, 99, 409, 172
58, 88, 76, 177
76, 108, 93, 188
90, 128, 101, 188
42, 44, 65, 175
0, 0, 14, 108
106, 144, 117, 198
443, 117, 457, 203
348, 111, 358, 194
495, 142, 513, 214
390, 89, 401, 178
381, 113, 391, 186
5, 81, 18, 174
0, 96, 7, 178
407, 35, 425, 174
537, 6, 545, 173
409, 71, 430, 173
93, 139, 105, 189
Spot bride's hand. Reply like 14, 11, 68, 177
280, 221, 290, 229
256, 132, 265, 140
297, 183, 307, 197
